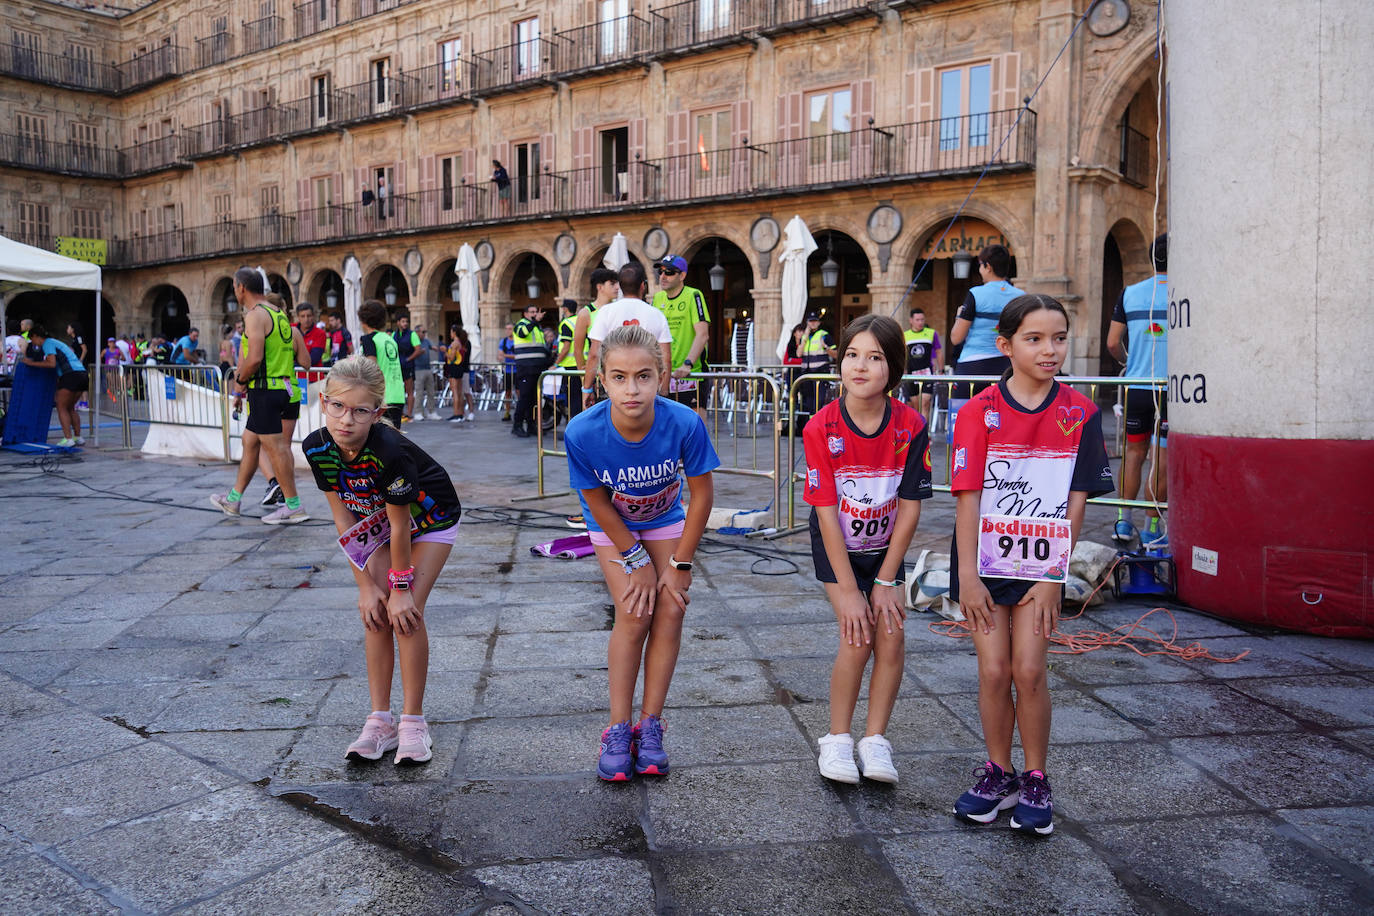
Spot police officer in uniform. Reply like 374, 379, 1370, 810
798, 311, 837, 423
510, 303, 548, 438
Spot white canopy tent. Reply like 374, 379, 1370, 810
0, 234, 104, 445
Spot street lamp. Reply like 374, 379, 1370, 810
164, 296, 177, 317
525, 254, 541, 300
324, 279, 338, 310
383, 268, 398, 306
951, 249, 974, 280
708, 241, 726, 293
450, 273, 461, 301
820, 234, 840, 290
225, 293, 237, 311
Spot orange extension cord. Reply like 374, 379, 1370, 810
930, 557, 1252, 664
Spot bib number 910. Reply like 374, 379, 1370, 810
976, 514, 1071, 582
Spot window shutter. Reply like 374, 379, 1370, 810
777, 92, 802, 185
915, 67, 935, 172
730, 100, 752, 188
851, 79, 874, 177
572, 127, 593, 206
354, 166, 368, 204
628, 118, 646, 201
394, 159, 406, 197
996, 52, 1021, 159
541, 131, 555, 169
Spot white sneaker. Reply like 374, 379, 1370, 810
817, 733, 860, 784
262, 505, 309, 525
857, 734, 899, 784
464, 414, 474, 423
427, 411, 442, 420
74, 436, 86, 446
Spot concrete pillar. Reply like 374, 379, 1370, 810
750, 286, 783, 364
481, 292, 512, 366
1164, 1, 1373, 636
867, 280, 911, 322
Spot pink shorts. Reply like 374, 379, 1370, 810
588, 520, 684, 548
413, 522, 460, 546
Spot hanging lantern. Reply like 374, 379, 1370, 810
383, 267, 398, 306
525, 255, 541, 300
951, 249, 974, 280
820, 234, 839, 290
708, 241, 726, 292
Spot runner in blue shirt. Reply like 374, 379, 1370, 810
19, 324, 89, 446
172, 328, 201, 364
948, 245, 1023, 439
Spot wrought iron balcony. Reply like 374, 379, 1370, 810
353, 0, 407, 17
0, 42, 121, 92
119, 44, 183, 91
122, 134, 192, 175
408, 59, 481, 111
1119, 123, 1149, 188
183, 104, 299, 157
293, 0, 337, 39
647, 0, 762, 55
552, 15, 653, 76
0, 134, 123, 178
195, 32, 234, 68
242, 16, 285, 55
762, 0, 880, 34
470, 37, 562, 95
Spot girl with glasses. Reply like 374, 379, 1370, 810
302, 356, 462, 766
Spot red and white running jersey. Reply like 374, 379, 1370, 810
803, 396, 933, 552
951, 380, 1113, 519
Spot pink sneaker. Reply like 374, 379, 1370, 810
345, 714, 398, 762
261, 504, 308, 525
394, 717, 433, 765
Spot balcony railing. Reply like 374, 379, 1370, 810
195, 32, 234, 68
471, 37, 562, 93
242, 16, 285, 55
89, 110, 1033, 268
119, 44, 183, 90
1120, 123, 1149, 188
648, 0, 763, 52
765, 0, 878, 32
331, 71, 422, 123
183, 103, 300, 156
122, 134, 190, 174
553, 15, 653, 75
0, 134, 123, 178
408, 59, 481, 110
293, 0, 337, 39
0, 43, 122, 92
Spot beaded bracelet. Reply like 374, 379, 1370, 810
388, 566, 416, 591
619, 543, 651, 574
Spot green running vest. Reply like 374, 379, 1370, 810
368, 330, 404, 405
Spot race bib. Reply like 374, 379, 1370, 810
610, 478, 681, 525
338, 507, 419, 571
669, 376, 697, 394
976, 514, 1072, 582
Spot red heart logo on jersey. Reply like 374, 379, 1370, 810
1056, 404, 1085, 436
621, 319, 639, 326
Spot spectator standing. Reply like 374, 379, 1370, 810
798, 311, 838, 422
359, 299, 406, 426
510, 303, 549, 438
172, 328, 201, 364
393, 312, 420, 421
901, 307, 943, 416
948, 244, 1024, 436
19, 323, 88, 446
498, 322, 516, 420
297, 302, 327, 366
412, 323, 441, 419
651, 255, 710, 417
583, 262, 674, 410
67, 323, 88, 365
323, 310, 352, 365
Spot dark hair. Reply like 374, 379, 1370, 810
233, 267, 265, 295
68, 321, 83, 336
978, 244, 1011, 279
839, 314, 906, 395
188, 327, 199, 335
295, 301, 316, 314
996, 294, 1070, 379
785, 322, 807, 359
618, 262, 647, 298
561, 298, 578, 312
1150, 233, 1167, 272
28, 322, 48, 339
909, 307, 925, 317
358, 299, 387, 330
590, 267, 618, 291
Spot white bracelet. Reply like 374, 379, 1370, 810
873, 578, 903, 589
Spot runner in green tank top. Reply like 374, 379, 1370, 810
241, 300, 295, 390
358, 299, 406, 425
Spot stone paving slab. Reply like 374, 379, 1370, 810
0, 423, 1371, 913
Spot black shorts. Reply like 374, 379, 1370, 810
809, 513, 896, 594
901, 375, 934, 400
949, 533, 1061, 607
384, 405, 404, 426
670, 382, 700, 409
282, 398, 301, 421
245, 386, 291, 435
1124, 387, 1168, 442
503, 366, 515, 390
951, 356, 1010, 399
444, 364, 462, 380
401, 364, 415, 380
57, 371, 89, 393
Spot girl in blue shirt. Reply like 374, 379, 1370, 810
564, 324, 720, 782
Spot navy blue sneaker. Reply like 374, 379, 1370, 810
1112, 518, 1137, 545
597, 721, 634, 782
633, 714, 669, 776
1010, 769, 1054, 835
953, 761, 1020, 824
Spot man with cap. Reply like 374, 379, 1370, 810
798, 310, 837, 422
651, 254, 710, 418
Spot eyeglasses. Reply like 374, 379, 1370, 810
322, 399, 380, 423
658, 268, 680, 276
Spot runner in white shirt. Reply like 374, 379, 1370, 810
582, 262, 673, 409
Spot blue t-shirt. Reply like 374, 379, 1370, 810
42, 338, 84, 376
564, 397, 721, 533
956, 280, 1024, 363
173, 335, 196, 364
1112, 273, 1168, 380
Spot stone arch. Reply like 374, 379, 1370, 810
361, 261, 410, 312
423, 257, 460, 305
492, 242, 556, 299
1077, 29, 1165, 168
569, 232, 647, 300
141, 283, 190, 339
896, 200, 1033, 282
304, 267, 345, 311
1108, 217, 1150, 280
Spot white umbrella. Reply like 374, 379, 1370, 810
342, 256, 363, 347
603, 232, 629, 271
455, 243, 482, 364
776, 215, 817, 361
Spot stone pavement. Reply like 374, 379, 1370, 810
0, 414, 1371, 915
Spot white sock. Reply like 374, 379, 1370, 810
399, 713, 426, 724
371, 710, 393, 724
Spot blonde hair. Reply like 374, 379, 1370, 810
264, 292, 286, 309
323, 355, 392, 426
598, 324, 664, 376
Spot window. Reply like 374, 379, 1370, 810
17, 112, 48, 145
69, 122, 99, 166
19, 202, 51, 244
160, 118, 174, 138
159, 204, 177, 233
439, 154, 459, 211
599, 127, 627, 198
312, 74, 331, 122
71, 207, 102, 239
67, 42, 95, 82
137, 123, 150, 145
806, 87, 852, 165
213, 193, 232, 222
515, 17, 540, 76
938, 62, 991, 151
699, 0, 731, 32
260, 184, 279, 214
693, 108, 731, 179
313, 175, 333, 225
600, 0, 629, 58
514, 140, 541, 202
438, 38, 461, 94
132, 209, 148, 236
11, 29, 40, 76
372, 58, 390, 107
371, 166, 394, 219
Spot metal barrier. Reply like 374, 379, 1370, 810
107, 363, 230, 454
530, 367, 787, 528
783, 372, 1170, 532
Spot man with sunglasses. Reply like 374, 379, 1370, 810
651, 255, 710, 417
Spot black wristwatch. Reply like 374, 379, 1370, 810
668, 554, 693, 571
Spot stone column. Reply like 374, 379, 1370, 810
749, 286, 783, 365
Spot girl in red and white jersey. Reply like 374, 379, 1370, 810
949, 295, 1113, 836
803, 314, 932, 786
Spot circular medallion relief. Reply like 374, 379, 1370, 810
866, 205, 903, 245
553, 232, 577, 266
750, 217, 781, 253
1087, 0, 1130, 37
285, 258, 304, 285
403, 247, 423, 276
474, 241, 495, 270
643, 228, 670, 261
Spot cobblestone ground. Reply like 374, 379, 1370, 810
0, 414, 1371, 914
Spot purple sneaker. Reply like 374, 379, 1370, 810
1010, 769, 1054, 835
597, 721, 634, 782
632, 715, 669, 776
953, 760, 1020, 824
